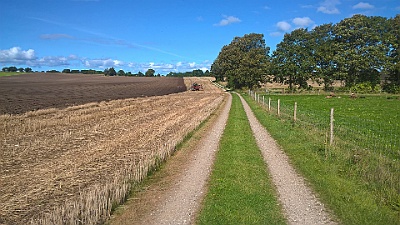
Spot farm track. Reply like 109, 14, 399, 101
110, 92, 337, 224
238, 93, 337, 224
0, 76, 225, 224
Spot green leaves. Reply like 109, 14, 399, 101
211, 33, 270, 89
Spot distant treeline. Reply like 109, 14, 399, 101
166, 69, 210, 77
1, 66, 211, 78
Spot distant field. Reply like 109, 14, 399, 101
0, 71, 25, 77
0, 73, 187, 114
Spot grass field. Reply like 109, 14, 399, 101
0, 71, 25, 77
244, 92, 400, 224
197, 94, 286, 224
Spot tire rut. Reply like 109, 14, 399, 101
237, 93, 337, 225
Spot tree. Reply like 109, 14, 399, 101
62, 69, 71, 73
117, 69, 125, 76
333, 15, 391, 87
383, 14, 400, 93
211, 33, 270, 89
145, 68, 155, 77
272, 28, 313, 90
25, 67, 32, 73
310, 23, 337, 90
104, 67, 116, 76
8, 66, 17, 72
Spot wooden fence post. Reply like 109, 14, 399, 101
268, 98, 271, 111
330, 108, 334, 146
294, 102, 297, 122
277, 99, 280, 116
262, 96, 265, 105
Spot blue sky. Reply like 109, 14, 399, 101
0, 0, 399, 74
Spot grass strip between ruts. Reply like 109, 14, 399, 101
197, 93, 286, 225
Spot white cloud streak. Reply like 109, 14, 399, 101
214, 15, 241, 26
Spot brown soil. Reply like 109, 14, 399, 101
0, 73, 187, 115
0, 76, 224, 224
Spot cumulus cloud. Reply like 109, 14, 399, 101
214, 15, 241, 26
292, 17, 314, 27
83, 59, 123, 69
276, 21, 291, 31
353, 2, 374, 9
317, 0, 341, 14
0, 47, 36, 63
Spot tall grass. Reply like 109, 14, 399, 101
244, 92, 400, 224
197, 94, 286, 225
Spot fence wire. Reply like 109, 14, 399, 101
249, 90, 400, 200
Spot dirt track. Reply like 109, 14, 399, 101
109, 92, 337, 225
0, 76, 224, 224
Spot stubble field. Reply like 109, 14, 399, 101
0, 74, 225, 224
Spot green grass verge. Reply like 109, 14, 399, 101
242, 92, 400, 225
0, 72, 25, 77
197, 94, 286, 225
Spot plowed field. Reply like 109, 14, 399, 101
0, 73, 187, 115
0, 74, 225, 224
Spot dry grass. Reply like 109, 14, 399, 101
0, 78, 225, 224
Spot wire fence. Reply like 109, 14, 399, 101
248, 90, 400, 201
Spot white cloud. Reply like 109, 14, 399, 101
292, 17, 314, 27
276, 21, 291, 31
317, 0, 341, 14
214, 15, 241, 26
269, 32, 282, 37
189, 62, 196, 67
353, 2, 374, 9
0, 47, 36, 63
83, 59, 123, 69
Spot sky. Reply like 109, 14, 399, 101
0, 0, 399, 74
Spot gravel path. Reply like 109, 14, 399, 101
238, 93, 337, 225
111, 92, 337, 225
110, 93, 232, 225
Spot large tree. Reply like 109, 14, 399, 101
272, 28, 313, 90
211, 33, 270, 89
333, 14, 391, 87
384, 14, 400, 92
145, 68, 155, 77
310, 23, 337, 90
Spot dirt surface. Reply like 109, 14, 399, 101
109, 93, 231, 225
109, 92, 337, 225
238, 93, 337, 224
0, 76, 224, 224
0, 73, 186, 114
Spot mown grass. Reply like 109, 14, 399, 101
243, 92, 400, 225
197, 94, 286, 225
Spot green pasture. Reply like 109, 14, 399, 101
0, 72, 25, 77
244, 92, 400, 224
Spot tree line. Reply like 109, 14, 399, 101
2, 66, 32, 73
211, 14, 400, 93
1, 66, 211, 78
